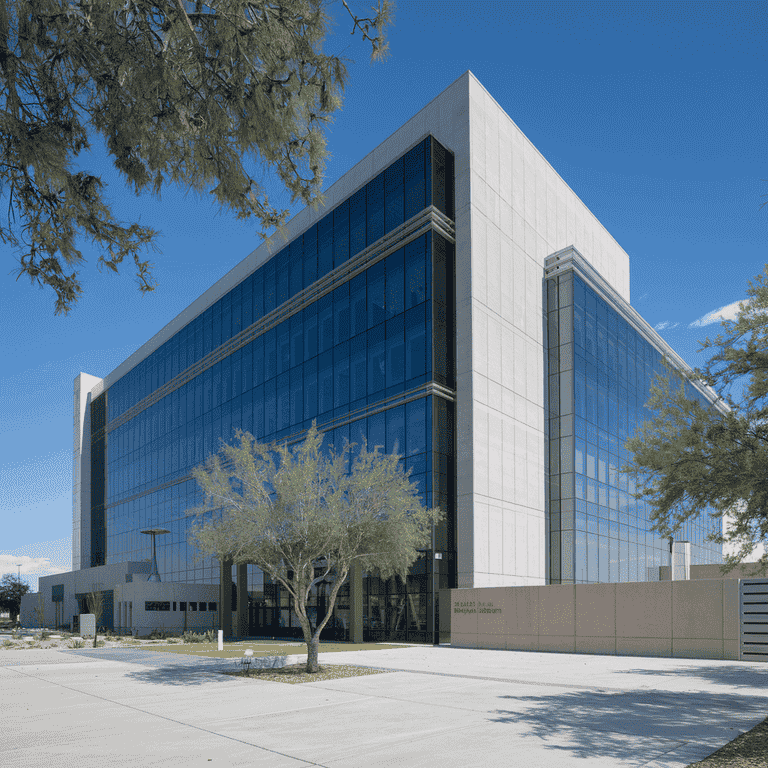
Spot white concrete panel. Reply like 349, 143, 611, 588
487, 378, 502, 413
473, 206, 487, 306
503, 447, 515, 508
515, 510, 528, 576
514, 390, 526, 425
499, 126, 512, 206
474, 309, 488, 378
501, 325, 514, 390
513, 331, 524, 394
535, 168, 546, 238
484, 101, 499, 196
489, 181, 502, 232
528, 398, 540, 431
487, 315, 501, 384
488, 505, 502, 575
529, 513, 541, 579
488, 413, 503, 501
474, 501, 489, 574
486, 225, 501, 316
523, 144, 536, 227
500, 237, 514, 323
514, 454, 528, 508
471, 103, 486, 182
502, 507, 515, 575
474, 371, 488, 406
501, 386, 514, 422
473, 404, 489, 498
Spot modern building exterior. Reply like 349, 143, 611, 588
20, 562, 221, 638
23, 71, 727, 641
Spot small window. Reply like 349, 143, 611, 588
208, 602, 217, 612
199, 602, 206, 612
190, 602, 197, 611
173, 602, 176, 612
145, 601, 171, 612
180, 601, 187, 611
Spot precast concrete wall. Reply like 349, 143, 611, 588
450, 579, 741, 661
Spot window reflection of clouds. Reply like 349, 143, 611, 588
552, 271, 723, 584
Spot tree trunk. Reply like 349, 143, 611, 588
306, 636, 320, 673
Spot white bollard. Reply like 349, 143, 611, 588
218, 629, 223, 651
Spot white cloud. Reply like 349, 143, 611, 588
690, 298, 752, 328
654, 321, 680, 332
0, 541, 71, 592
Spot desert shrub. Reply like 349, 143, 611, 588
70, 638, 86, 649
147, 627, 179, 641
182, 629, 217, 644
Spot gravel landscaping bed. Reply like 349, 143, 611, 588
219, 662, 390, 684
687, 715, 768, 768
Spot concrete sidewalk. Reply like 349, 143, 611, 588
1, 644, 766, 768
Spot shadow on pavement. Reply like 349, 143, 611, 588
58, 647, 296, 687
488, 686, 768, 764
613, 663, 768, 690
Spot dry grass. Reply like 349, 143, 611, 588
686, 715, 768, 768
219, 662, 390, 684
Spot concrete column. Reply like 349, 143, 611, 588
220, 557, 233, 637
350, 560, 363, 644
236, 563, 248, 637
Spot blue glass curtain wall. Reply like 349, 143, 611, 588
547, 271, 724, 585
90, 392, 107, 568
100, 136, 456, 641
106, 135, 454, 423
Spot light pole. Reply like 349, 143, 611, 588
431, 521, 442, 646
140, 529, 170, 582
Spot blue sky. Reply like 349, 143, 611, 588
1, 0, 765, 591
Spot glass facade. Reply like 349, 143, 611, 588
547, 269, 723, 584
91, 136, 456, 641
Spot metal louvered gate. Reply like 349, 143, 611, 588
740, 579, 768, 662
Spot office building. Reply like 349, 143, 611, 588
22, 71, 725, 640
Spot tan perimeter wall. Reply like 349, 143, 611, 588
450, 580, 740, 661
691, 562, 767, 580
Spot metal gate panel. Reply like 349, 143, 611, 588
740, 578, 768, 662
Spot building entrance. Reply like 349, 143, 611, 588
248, 604, 278, 636
247, 598, 349, 641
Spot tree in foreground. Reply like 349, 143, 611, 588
0, 0, 395, 314
85, 584, 104, 647
187, 422, 444, 673
621, 263, 768, 577
33, 591, 46, 634
0, 573, 30, 624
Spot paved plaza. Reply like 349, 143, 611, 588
1, 644, 767, 767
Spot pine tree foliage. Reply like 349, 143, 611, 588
0, 0, 395, 314
186, 422, 443, 672
622, 264, 768, 577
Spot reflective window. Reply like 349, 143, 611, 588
103, 140, 455, 636
550, 272, 723, 584
333, 199, 349, 268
